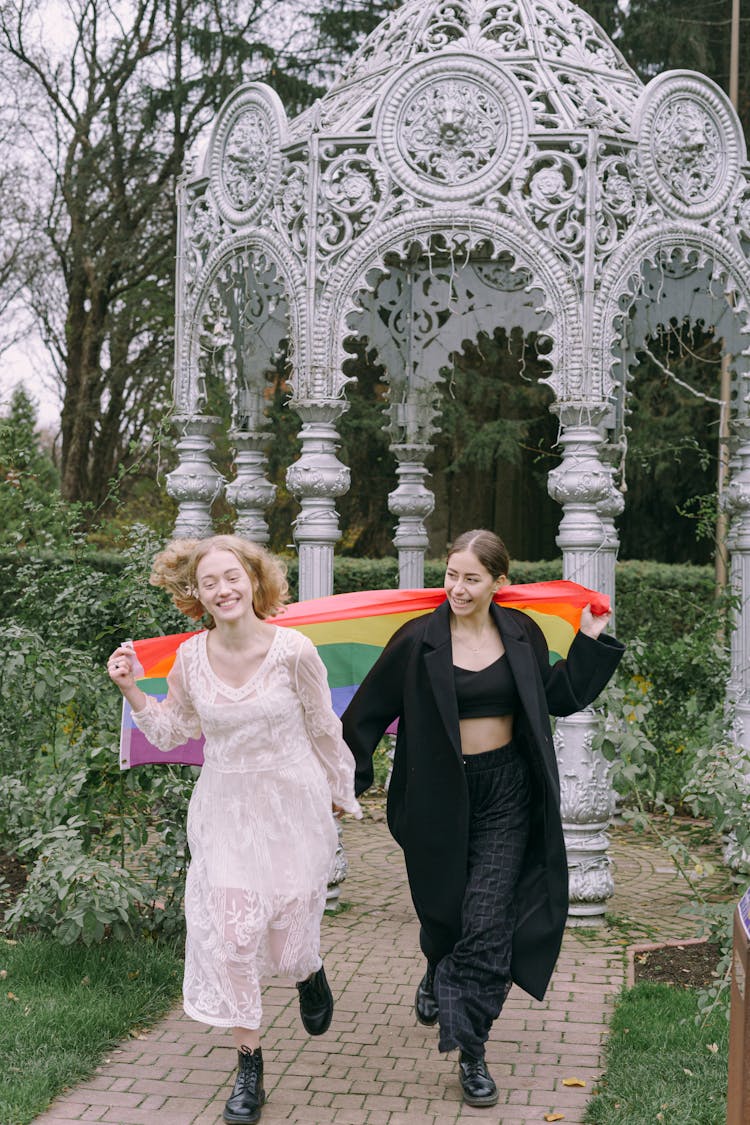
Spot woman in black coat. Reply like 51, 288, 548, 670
341, 529, 624, 1108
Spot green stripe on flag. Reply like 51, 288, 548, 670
315, 643, 383, 688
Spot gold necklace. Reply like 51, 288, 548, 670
451, 626, 488, 654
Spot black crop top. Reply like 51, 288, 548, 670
453, 654, 520, 719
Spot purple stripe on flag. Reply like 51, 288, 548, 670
126, 728, 205, 768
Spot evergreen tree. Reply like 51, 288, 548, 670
0, 386, 64, 547
617, 328, 722, 564
306, 0, 400, 83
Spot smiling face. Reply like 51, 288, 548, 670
444, 548, 507, 621
195, 548, 256, 624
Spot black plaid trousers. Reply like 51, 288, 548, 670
432, 741, 531, 1057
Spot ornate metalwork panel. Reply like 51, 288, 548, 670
375, 54, 530, 203
635, 73, 744, 223
208, 84, 287, 228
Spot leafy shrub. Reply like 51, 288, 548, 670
0, 530, 193, 944
4, 823, 141, 945
595, 585, 731, 807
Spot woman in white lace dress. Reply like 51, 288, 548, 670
107, 535, 362, 1125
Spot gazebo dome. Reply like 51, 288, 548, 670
289, 0, 641, 143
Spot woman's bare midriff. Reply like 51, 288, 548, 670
459, 714, 514, 756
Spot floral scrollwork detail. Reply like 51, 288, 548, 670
514, 150, 585, 261
184, 195, 225, 292
276, 164, 308, 254
316, 145, 390, 274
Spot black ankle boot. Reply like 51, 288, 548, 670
296, 963, 333, 1035
458, 1051, 498, 1107
414, 962, 439, 1026
223, 1046, 265, 1124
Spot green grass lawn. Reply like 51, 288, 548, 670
584, 982, 729, 1124
0, 935, 183, 1125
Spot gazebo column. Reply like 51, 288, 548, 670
724, 418, 750, 748
225, 430, 276, 544
388, 444, 435, 589
286, 401, 351, 600
597, 443, 625, 634
722, 443, 743, 718
286, 399, 351, 906
167, 414, 224, 538
548, 403, 615, 924
720, 419, 750, 872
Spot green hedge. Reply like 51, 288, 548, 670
614, 560, 718, 641
0, 549, 718, 643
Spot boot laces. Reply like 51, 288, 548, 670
299, 971, 322, 1003
462, 1055, 488, 1079
237, 1048, 262, 1094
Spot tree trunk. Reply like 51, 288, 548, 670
60, 267, 108, 503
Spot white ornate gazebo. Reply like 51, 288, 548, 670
167, 0, 750, 920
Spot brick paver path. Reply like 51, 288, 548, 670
31, 810, 721, 1125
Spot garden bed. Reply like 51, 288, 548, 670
631, 938, 720, 989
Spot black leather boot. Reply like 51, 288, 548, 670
414, 962, 439, 1026
296, 963, 333, 1035
223, 1046, 265, 1124
458, 1051, 498, 1107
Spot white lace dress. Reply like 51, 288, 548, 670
130, 626, 362, 1029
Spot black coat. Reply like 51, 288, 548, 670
341, 599, 624, 1000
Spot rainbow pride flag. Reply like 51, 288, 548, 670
119, 581, 608, 768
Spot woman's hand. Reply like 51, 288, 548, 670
108, 644, 150, 712
108, 645, 135, 689
579, 604, 611, 640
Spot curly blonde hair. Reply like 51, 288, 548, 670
149, 535, 289, 625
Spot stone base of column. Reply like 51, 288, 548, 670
564, 826, 614, 926
555, 710, 616, 925
325, 823, 349, 912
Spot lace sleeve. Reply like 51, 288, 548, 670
130, 643, 202, 751
293, 636, 363, 819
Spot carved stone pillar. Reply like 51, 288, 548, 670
388, 444, 435, 589
723, 418, 750, 749
548, 403, 614, 923
167, 415, 224, 538
596, 447, 625, 634
548, 405, 611, 592
719, 419, 750, 870
226, 431, 276, 544
556, 710, 616, 918
286, 402, 351, 600
325, 823, 349, 911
